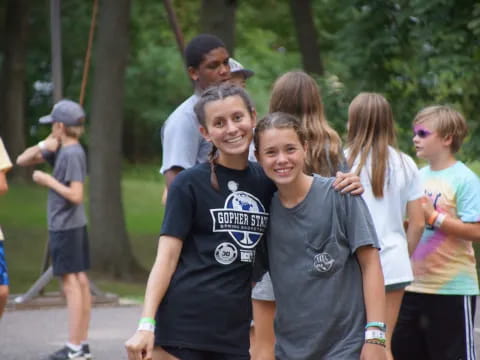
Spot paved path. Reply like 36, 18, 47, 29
1, 301, 480, 359
0, 305, 141, 359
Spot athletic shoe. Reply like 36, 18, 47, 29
82, 344, 92, 359
45, 345, 85, 359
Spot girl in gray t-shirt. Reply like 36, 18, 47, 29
253, 112, 387, 360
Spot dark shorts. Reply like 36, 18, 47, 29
49, 226, 90, 276
0, 242, 9, 285
392, 291, 477, 360
163, 346, 250, 360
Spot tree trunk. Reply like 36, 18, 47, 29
89, 0, 144, 279
200, 0, 237, 55
0, 0, 29, 181
289, 0, 324, 76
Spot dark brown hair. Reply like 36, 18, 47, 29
194, 83, 255, 191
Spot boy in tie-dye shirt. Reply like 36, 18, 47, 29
392, 106, 480, 360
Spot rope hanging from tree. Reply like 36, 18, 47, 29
79, 0, 98, 106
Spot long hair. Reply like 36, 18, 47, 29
346, 92, 397, 198
269, 71, 342, 176
194, 83, 255, 191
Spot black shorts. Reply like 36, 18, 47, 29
162, 346, 250, 360
392, 291, 477, 360
49, 226, 90, 276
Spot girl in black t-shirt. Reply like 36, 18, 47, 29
126, 84, 273, 360
125, 83, 363, 360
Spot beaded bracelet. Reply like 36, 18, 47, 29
365, 339, 386, 347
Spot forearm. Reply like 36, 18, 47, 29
406, 199, 425, 255
358, 247, 386, 324
141, 236, 182, 319
16, 144, 44, 166
435, 215, 480, 242
45, 178, 83, 204
164, 167, 183, 189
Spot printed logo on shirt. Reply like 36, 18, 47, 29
313, 252, 335, 272
240, 249, 255, 263
210, 187, 268, 249
215, 242, 238, 265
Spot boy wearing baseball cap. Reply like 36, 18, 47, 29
228, 58, 254, 88
17, 99, 92, 360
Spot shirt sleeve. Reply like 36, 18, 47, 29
343, 193, 380, 254
160, 109, 203, 174
160, 175, 195, 240
404, 155, 423, 201
64, 152, 86, 183
456, 170, 480, 223
0, 138, 12, 172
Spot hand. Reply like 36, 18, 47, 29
420, 195, 435, 222
125, 330, 154, 360
44, 134, 60, 152
332, 171, 364, 195
32, 170, 52, 187
360, 342, 387, 360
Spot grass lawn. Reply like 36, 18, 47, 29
2, 161, 480, 300
1, 164, 165, 300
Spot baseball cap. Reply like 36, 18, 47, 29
229, 58, 254, 79
39, 99, 85, 126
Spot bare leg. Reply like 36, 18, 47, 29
251, 299, 276, 360
153, 346, 180, 360
62, 273, 84, 345
77, 272, 91, 342
386, 289, 405, 360
0, 285, 8, 318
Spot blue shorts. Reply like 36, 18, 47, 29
0, 242, 9, 285
49, 226, 90, 276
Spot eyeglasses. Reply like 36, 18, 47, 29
413, 126, 433, 138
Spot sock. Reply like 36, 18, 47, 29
66, 342, 82, 352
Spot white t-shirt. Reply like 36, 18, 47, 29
346, 146, 423, 285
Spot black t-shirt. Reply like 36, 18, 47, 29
155, 161, 275, 355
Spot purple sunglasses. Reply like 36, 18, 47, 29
413, 126, 433, 138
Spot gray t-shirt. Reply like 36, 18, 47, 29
159, 94, 212, 174
45, 143, 87, 231
267, 176, 379, 360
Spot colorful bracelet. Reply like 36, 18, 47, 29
427, 210, 439, 226
139, 317, 156, 325
433, 213, 446, 228
137, 317, 156, 332
365, 338, 386, 347
365, 321, 387, 332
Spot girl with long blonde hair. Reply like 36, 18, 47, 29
346, 92, 425, 360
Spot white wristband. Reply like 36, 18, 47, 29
434, 213, 446, 228
38, 141, 46, 151
137, 322, 155, 332
365, 329, 386, 341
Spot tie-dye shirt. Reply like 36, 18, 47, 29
407, 161, 480, 295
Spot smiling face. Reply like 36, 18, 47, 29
188, 47, 231, 90
412, 119, 452, 161
256, 127, 307, 187
200, 95, 255, 166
